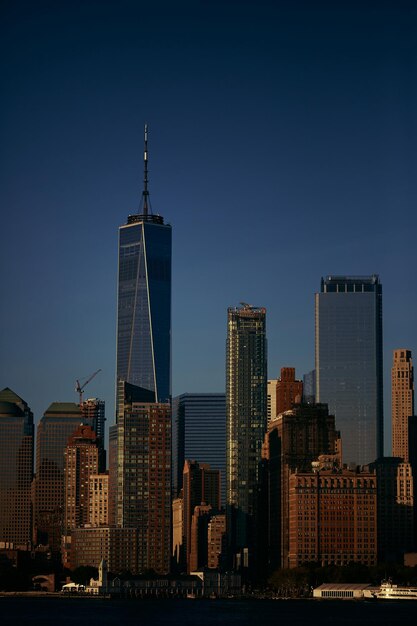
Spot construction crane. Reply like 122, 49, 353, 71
75, 369, 102, 405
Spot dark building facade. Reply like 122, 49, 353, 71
80, 398, 106, 471
116, 127, 171, 405
115, 380, 171, 574
182, 460, 221, 573
315, 275, 383, 465
33, 402, 83, 552
172, 393, 226, 502
226, 304, 267, 564
263, 403, 340, 570
0, 388, 34, 546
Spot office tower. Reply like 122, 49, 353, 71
116, 125, 172, 404
263, 403, 340, 570
315, 275, 383, 465
267, 379, 278, 423
182, 460, 221, 573
33, 402, 83, 552
172, 393, 226, 502
71, 527, 139, 574
226, 304, 267, 560
172, 496, 184, 568
303, 369, 316, 403
0, 388, 34, 545
288, 463, 377, 568
115, 380, 171, 574
80, 398, 106, 471
64, 424, 99, 531
107, 424, 118, 527
276, 367, 303, 415
370, 457, 414, 562
392, 349, 415, 461
88, 473, 109, 527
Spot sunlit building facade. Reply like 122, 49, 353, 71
392, 349, 415, 461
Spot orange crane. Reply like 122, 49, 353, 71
75, 369, 102, 404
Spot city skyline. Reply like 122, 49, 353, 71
1, 1, 416, 456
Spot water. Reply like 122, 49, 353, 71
1, 597, 417, 626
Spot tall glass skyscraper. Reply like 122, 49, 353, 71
315, 275, 383, 466
116, 126, 172, 403
226, 304, 267, 557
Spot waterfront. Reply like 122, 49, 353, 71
1, 597, 417, 626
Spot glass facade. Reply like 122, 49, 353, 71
226, 305, 267, 552
0, 388, 34, 545
315, 275, 383, 466
116, 214, 171, 404
172, 393, 226, 503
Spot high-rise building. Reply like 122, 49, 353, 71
80, 398, 106, 471
64, 424, 100, 532
267, 379, 278, 423
116, 125, 171, 405
226, 304, 267, 560
392, 349, 415, 461
276, 367, 303, 415
33, 402, 83, 552
115, 380, 171, 574
0, 388, 34, 546
315, 275, 383, 465
88, 473, 109, 527
172, 393, 226, 502
303, 369, 316, 403
263, 403, 341, 570
182, 460, 221, 573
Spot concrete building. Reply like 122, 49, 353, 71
276, 368, 303, 415
288, 464, 377, 568
71, 527, 140, 574
64, 424, 100, 531
315, 275, 383, 465
33, 402, 83, 552
115, 380, 171, 574
392, 349, 415, 461
263, 403, 340, 570
88, 473, 109, 527
267, 379, 278, 423
0, 388, 34, 546
182, 460, 220, 573
207, 513, 226, 569
189, 503, 212, 572
226, 304, 267, 564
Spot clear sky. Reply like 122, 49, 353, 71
1, 0, 416, 454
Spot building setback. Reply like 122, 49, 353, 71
226, 304, 267, 563
0, 388, 34, 546
315, 275, 383, 465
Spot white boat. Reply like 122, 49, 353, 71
373, 580, 417, 600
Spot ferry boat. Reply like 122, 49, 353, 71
373, 580, 417, 600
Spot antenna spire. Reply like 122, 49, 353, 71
142, 123, 149, 216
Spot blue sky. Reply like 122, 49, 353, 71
1, 0, 416, 454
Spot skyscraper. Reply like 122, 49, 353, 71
276, 367, 303, 415
116, 125, 172, 404
0, 388, 34, 546
172, 393, 226, 502
226, 304, 267, 560
315, 275, 383, 465
33, 402, 83, 552
115, 380, 171, 574
80, 398, 106, 471
392, 349, 415, 461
